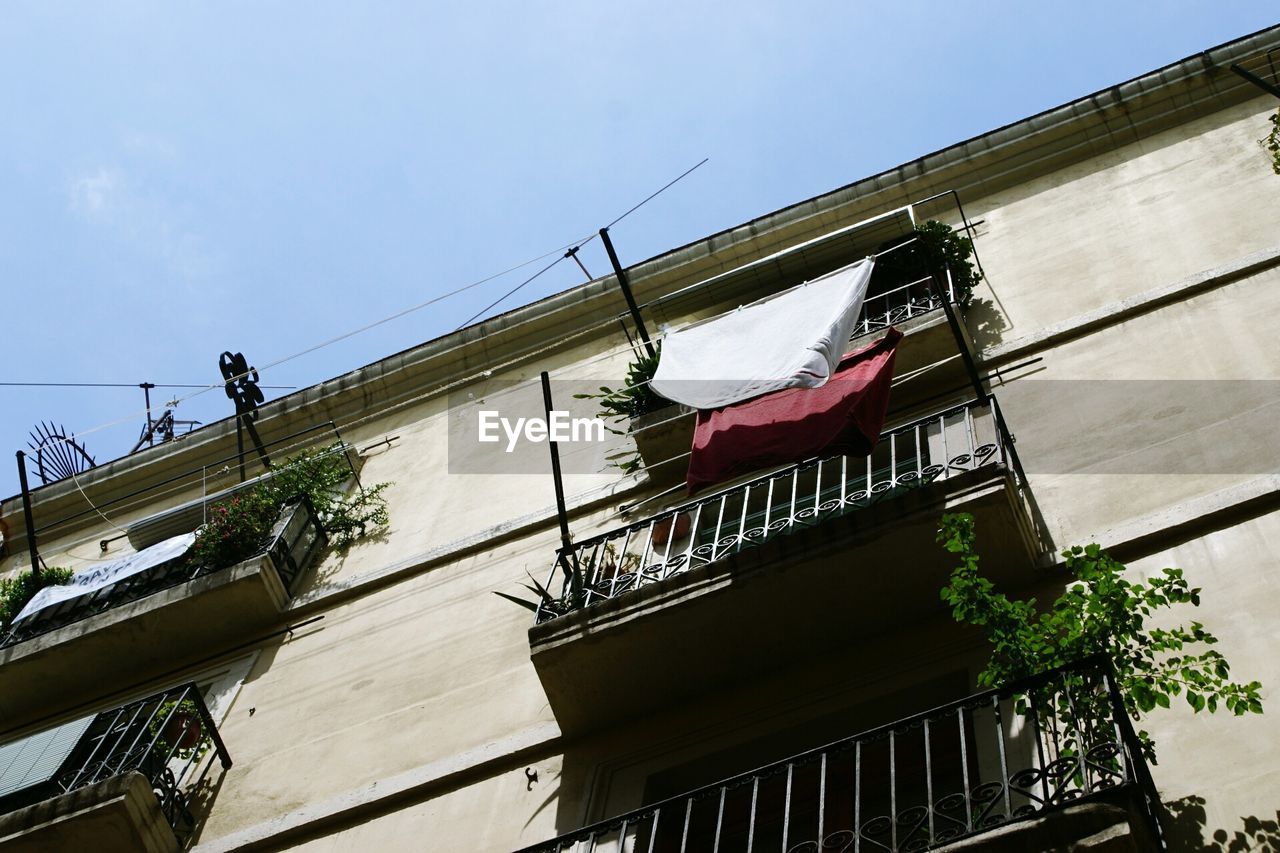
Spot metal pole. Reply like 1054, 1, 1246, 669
540, 372, 573, 552
239, 412, 272, 472
235, 417, 246, 482
1101, 661, 1168, 851
932, 265, 985, 400
140, 382, 155, 447
564, 246, 593, 281
15, 451, 41, 581
540, 372, 583, 602
599, 228, 657, 358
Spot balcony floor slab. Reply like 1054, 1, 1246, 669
0, 771, 179, 853
0, 556, 288, 737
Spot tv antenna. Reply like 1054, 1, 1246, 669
131, 382, 201, 453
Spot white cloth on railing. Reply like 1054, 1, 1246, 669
14, 532, 196, 623
649, 258, 875, 409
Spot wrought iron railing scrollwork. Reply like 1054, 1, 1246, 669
53, 683, 232, 846
516, 656, 1164, 853
853, 275, 954, 339
536, 396, 1043, 624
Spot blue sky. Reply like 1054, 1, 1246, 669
1, 3, 1276, 499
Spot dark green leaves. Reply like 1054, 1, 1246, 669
0, 566, 75, 628
937, 512, 1264, 763
190, 442, 392, 569
871, 221, 982, 307
575, 345, 669, 473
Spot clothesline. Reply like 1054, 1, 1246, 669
651, 237, 920, 338
635, 202, 919, 315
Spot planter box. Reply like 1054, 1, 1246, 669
630, 403, 695, 484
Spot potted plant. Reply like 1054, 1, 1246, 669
149, 698, 210, 761
574, 346, 692, 481
651, 512, 691, 547
870, 220, 982, 308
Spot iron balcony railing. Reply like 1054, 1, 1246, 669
2, 496, 326, 648
0, 683, 231, 846
517, 655, 1164, 853
536, 396, 1038, 624
853, 273, 957, 339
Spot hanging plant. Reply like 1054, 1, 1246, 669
573, 346, 669, 473
938, 512, 1263, 765
255, 444, 391, 550
188, 442, 392, 572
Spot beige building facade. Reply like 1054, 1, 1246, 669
1, 24, 1279, 853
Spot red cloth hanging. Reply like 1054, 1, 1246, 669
686, 328, 903, 494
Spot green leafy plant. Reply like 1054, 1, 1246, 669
256, 444, 392, 550
0, 567, 74, 628
574, 345, 668, 473
148, 698, 210, 761
938, 512, 1262, 763
574, 345, 666, 427
189, 443, 392, 572
1261, 107, 1280, 175
493, 542, 645, 616
187, 488, 281, 571
493, 569, 567, 615
873, 220, 982, 306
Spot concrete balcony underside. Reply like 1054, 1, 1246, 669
530, 464, 1043, 736
0, 772, 179, 853
0, 556, 288, 737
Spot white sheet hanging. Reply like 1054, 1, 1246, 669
649, 257, 875, 409
14, 531, 197, 623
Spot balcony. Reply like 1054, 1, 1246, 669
0, 498, 325, 734
0, 683, 230, 852
529, 397, 1048, 734
518, 657, 1162, 852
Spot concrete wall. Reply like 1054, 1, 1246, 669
1126, 512, 1280, 850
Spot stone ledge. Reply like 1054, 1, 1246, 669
192, 722, 561, 853
984, 245, 1280, 367
0, 771, 178, 853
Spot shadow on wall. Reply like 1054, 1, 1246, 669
966, 296, 1009, 354
306, 526, 393, 595
1164, 795, 1280, 852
